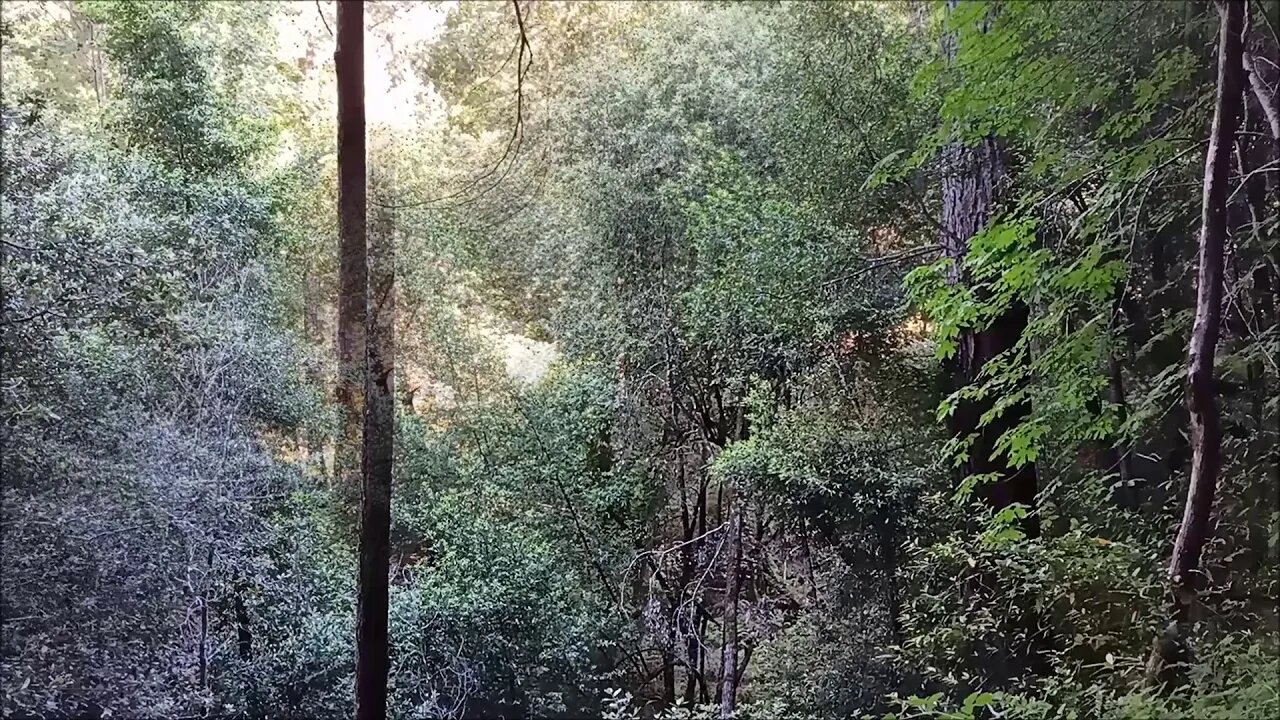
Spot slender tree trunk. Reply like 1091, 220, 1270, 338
1246, 11, 1280, 499
234, 576, 252, 661
336, 0, 368, 515
662, 629, 677, 707
718, 508, 742, 719
1243, 32, 1280, 154
880, 520, 903, 645
198, 545, 213, 696
1242, 7, 1280, 495
337, 3, 393, 718
1106, 287, 1138, 510
356, 159, 395, 720
1147, 0, 1246, 688
1233, 107, 1276, 570
678, 480, 698, 708
686, 476, 710, 705
1107, 351, 1138, 509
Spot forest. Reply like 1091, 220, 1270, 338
1, 0, 1278, 718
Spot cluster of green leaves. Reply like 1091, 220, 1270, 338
893, 0, 1278, 715
2, 2, 343, 717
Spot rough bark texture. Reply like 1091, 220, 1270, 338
940, 3, 1039, 537
1147, 0, 1245, 688
941, 136, 1040, 536
718, 508, 742, 719
335, 0, 368, 514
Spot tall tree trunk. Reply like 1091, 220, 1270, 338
1234, 104, 1275, 571
661, 631, 677, 707
718, 508, 742, 719
356, 160, 396, 720
1147, 0, 1246, 689
1107, 288, 1139, 510
942, 143, 1039, 526
940, 2, 1039, 535
1243, 3, 1280, 505
233, 575, 252, 661
336, 3, 392, 718
335, 0, 368, 516
880, 520, 903, 645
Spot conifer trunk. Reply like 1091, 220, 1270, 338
356, 161, 396, 720
336, 0, 368, 514
940, 3, 1039, 536
336, 2, 394, 718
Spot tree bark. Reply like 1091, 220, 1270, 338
1147, 0, 1246, 689
942, 0, 1039, 532
336, 3, 393, 718
939, 3, 1039, 536
718, 508, 742, 719
355, 160, 395, 720
336, 0, 368, 516
1242, 33, 1280, 152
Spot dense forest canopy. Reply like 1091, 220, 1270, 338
1, 1, 1277, 718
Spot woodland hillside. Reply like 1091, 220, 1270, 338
1, 1, 1278, 718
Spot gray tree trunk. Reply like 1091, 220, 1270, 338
1147, 0, 1246, 689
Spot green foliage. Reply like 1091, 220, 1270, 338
1, 103, 329, 717
83, 0, 273, 177
4, 0, 1278, 717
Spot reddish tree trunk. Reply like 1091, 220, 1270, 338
336, 0, 368, 513
336, 3, 393, 718
356, 164, 395, 720
1147, 0, 1246, 688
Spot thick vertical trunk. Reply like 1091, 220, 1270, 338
1147, 0, 1245, 688
718, 508, 742, 719
336, 0, 368, 512
941, 135, 1040, 536
682, 623, 701, 706
939, 1, 1039, 536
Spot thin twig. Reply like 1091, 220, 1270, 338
315, 0, 332, 39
